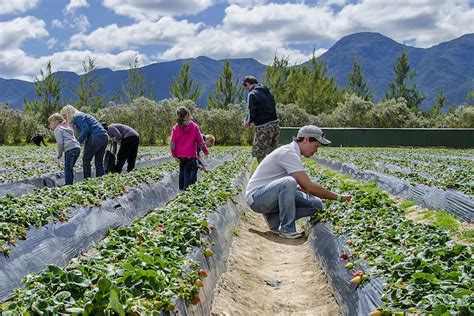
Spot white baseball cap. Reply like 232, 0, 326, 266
297, 125, 331, 145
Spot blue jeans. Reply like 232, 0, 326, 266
83, 135, 108, 179
249, 176, 322, 233
179, 158, 198, 190
64, 148, 80, 185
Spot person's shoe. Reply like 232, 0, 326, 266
278, 231, 304, 239
269, 228, 280, 235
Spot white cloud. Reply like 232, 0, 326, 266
52, 19, 65, 29
222, 0, 474, 48
0, 16, 48, 50
70, 14, 90, 33
156, 26, 311, 65
0, 0, 38, 15
0, 48, 149, 79
156, 0, 474, 65
102, 0, 214, 20
228, 0, 267, 6
69, 17, 202, 51
47, 38, 58, 49
64, 0, 89, 15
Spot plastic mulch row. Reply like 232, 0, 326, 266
314, 157, 473, 223
0, 155, 232, 303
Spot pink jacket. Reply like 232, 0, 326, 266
170, 121, 208, 158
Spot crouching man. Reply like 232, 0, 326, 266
245, 125, 352, 239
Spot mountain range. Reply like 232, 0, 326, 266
1, 32, 473, 111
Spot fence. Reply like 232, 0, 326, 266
279, 127, 474, 148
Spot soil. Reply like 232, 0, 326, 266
210, 208, 339, 316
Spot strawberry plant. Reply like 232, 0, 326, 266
0, 146, 170, 183
317, 147, 474, 196
1, 151, 250, 314
0, 161, 177, 255
306, 160, 473, 315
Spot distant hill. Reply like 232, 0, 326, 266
316, 32, 474, 110
1, 32, 473, 111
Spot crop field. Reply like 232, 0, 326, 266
0, 145, 472, 315
306, 161, 472, 315
316, 147, 474, 196
0, 146, 169, 184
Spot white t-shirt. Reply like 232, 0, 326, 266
246, 141, 305, 205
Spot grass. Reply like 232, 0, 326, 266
399, 200, 416, 210
232, 228, 240, 237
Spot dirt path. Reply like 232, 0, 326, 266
211, 207, 339, 316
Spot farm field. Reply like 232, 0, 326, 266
316, 147, 474, 196
305, 160, 473, 315
1, 150, 251, 314
0, 146, 472, 315
0, 146, 170, 184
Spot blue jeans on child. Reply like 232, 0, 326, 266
83, 135, 108, 178
64, 147, 80, 185
179, 158, 198, 190
249, 176, 322, 233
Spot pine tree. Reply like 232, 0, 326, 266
348, 60, 372, 101
429, 90, 446, 118
385, 49, 424, 110
296, 54, 343, 115
169, 63, 202, 102
207, 60, 243, 109
70, 57, 104, 112
24, 60, 63, 124
121, 55, 156, 104
262, 55, 291, 104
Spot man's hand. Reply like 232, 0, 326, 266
339, 195, 352, 202
243, 123, 250, 129
175, 158, 180, 163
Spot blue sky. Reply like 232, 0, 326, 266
1, 0, 473, 80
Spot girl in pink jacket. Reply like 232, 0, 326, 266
170, 106, 208, 190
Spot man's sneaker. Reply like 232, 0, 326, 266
278, 231, 304, 239
269, 228, 280, 235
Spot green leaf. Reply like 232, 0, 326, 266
452, 288, 471, 298
108, 287, 125, 316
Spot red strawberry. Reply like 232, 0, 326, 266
353, 271, 364, 277
198, 269, 208, 278
340, 253, 349, 260
190, 296, 200, 305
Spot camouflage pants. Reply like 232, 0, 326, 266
252, 121, 280, 161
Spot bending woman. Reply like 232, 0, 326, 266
60, 105, 108, 179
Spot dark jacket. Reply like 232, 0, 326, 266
246, 84, 278, 126
107, 123, 139, 142
73, 113, 107, 143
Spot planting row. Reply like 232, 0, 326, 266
0, 151, 250, 315
0, 146, 168, 167
0, 161, 176, 256
316, 147, 474, 196
306, 161, 473, 315
0, 146, 169, 183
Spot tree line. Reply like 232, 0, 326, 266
0, 51, 473, 144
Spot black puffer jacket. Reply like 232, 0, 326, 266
246, 84, 278, 126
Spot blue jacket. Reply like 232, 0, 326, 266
73, 113, 107, 143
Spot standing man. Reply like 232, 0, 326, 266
102, 123, 140, 173
246, 125, 352, 239
243, 75, 280, 163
